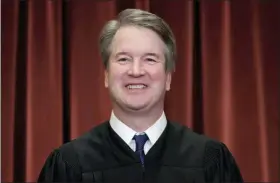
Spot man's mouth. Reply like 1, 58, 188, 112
125, 84, 147, 89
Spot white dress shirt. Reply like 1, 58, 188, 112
109, 111, 167, 154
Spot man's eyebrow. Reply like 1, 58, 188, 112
115, 52, 130, 57
114, 52, 160, 58
144, 53, 160, 58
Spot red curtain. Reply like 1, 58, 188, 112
2, 0, 279, 182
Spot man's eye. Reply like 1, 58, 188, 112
118, 58, 129, 62
146, 58, 157, 63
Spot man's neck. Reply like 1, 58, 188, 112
112, 106, 164, 132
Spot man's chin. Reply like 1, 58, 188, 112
126, 105, 148, 111
123, 103, 150, 112
113, 97, 151, 112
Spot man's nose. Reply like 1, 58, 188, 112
128, 60, 145, 77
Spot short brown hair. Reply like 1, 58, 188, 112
99, 9, 176, 72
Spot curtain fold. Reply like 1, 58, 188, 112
2, 0, 64, 181
2, 0, 279, 182
24, 0, 64, 181
200, 0, 279, 181
2, 0, 19, 181
66, 0, 115, 138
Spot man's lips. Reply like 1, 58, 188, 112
125, 83, 148, 89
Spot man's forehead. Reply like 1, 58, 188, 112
114, 51, 161, 58
109, 26, 166, 57
110, 38, 165, 55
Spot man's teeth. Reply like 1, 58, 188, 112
127, 85, 147, 89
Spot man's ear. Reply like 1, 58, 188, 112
165, 72, 172, 91
104, 70, 109, 88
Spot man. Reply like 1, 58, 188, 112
38, 9, 243, 183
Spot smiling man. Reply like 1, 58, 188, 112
38, 9, 243, 183
104, 24, 172, 133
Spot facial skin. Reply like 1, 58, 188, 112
104, 26, 172, 115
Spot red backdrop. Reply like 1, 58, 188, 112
2, 0, 279, 182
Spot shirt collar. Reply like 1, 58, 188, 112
109, 111, 167, 145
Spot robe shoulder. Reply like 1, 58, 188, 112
37, 122, 109, 182
203, 140, 244, 182
170, 122, 244, 182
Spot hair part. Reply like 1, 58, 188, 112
99, 9, 176, 72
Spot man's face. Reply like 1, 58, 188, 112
105, 26, 172, 112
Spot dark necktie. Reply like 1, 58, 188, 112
133, 133, 149, 166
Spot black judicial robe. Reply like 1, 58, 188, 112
38, 121, 243, 183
